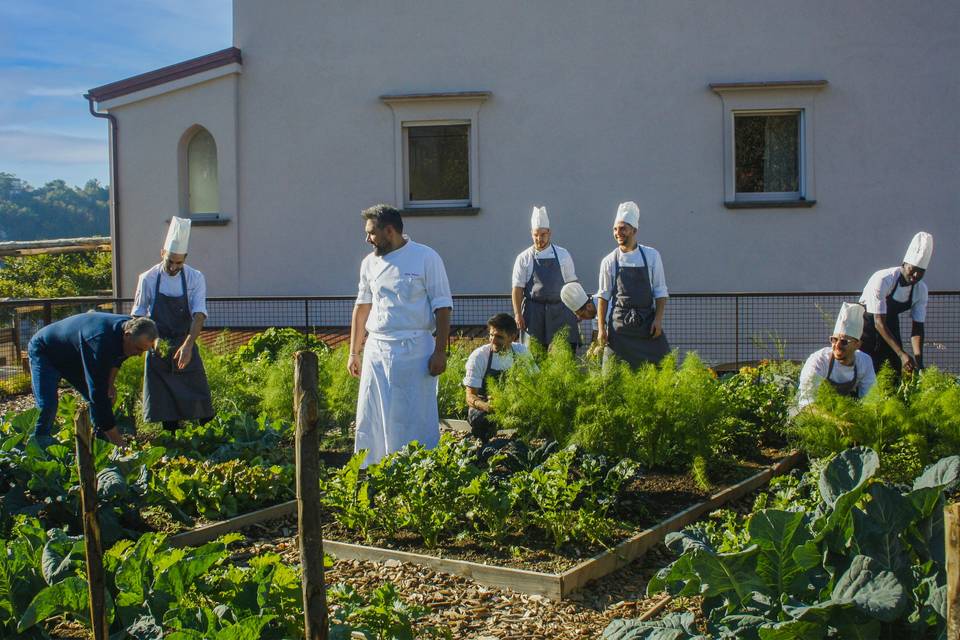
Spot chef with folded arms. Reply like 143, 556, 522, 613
797, 302, 876, 408
511, 206, 581, 352
596, 201, 670, 368
858, 232, 933, 375
132, 216, 214, 431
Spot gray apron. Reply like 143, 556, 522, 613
143, 269, 214, 423
860, 276, 913, 375
521, 245, 580, 347
825, 355, 859, 398
467, 346, 514, 442
603, 247, 670, 368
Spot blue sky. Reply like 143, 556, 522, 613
0, 1, 232, 189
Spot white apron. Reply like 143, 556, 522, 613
355, 333, 440, 467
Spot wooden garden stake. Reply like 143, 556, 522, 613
295, 351, 328, 639
947, 502, 959, 639
74, 403, 109, 640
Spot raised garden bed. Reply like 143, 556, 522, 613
171, 450, 803, 598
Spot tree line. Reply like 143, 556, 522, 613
0, 172, 109, 241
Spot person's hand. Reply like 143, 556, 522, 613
650, 317, 663, 338
174, 339, 194, 370
586, 341, 604, 359
107, 382, 117, 401
347, 353, 362, 378
597, 327, 608, 346
514, 313, 526, 332
899, 351, 917, 373
428, 350, 447, 376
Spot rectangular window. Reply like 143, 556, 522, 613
734, 111, 801, 201
404, 123, 470, 206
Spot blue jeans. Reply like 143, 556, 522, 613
28, 344, 62, 441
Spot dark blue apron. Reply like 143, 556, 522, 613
825, 354, 859, 398
521, 245, 580, 347
603, 247, 670, 368
142, 269, 214, 423
860, 275, 913, 374
467, 346, 515, 441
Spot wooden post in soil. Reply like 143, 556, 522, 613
74, 403, 109, 640
947, 502, 959, 639
295, 351, 328, 639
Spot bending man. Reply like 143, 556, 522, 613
28, 313, 157, 447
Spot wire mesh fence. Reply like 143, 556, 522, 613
2, 292, 959, 388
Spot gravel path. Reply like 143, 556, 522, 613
240, 520, 676, 639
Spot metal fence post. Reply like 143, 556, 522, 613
734, 296, 740, 369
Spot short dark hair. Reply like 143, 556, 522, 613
487, 313, 518, 335
361, 204, 403, 234
123, 317, 158, 341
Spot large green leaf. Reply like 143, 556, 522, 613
40, 528, 84, 585
851, 484, 914, 574
748, 510, 813, 596
214, 614, 276, 640
685, 545, 765, 603
127, 611, 164, 640
831, 555, 907, 622
911, 456, 960, 491
96, 466, 129, 501
757, 619, 827, 639
818, 448, 878, 508
17, 576, 88, 631
602, 613, 705, 640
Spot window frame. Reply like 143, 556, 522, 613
402, 119, 471, 209
381, 92, 490, 215
732, 108, 804, 203
710, 80, 827, 209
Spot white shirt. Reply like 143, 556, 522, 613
859, 267, 928, 322
597, 244, 668, 318
356, 239, 453, 339
131, 263, 207, 317
463, 342, 532, 389
797, 347, 877, 408
511, 244, 578, 289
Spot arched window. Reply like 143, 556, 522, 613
187, 128, 219, 214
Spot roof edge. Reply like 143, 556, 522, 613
87, 47, 242, 102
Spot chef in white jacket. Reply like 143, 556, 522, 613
858, 232, 933, 375
797, 302, 876, 408
348, 204, 453, 466
511, 206, 581, 351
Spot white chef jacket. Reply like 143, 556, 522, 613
356, 240, 453, 340
859, 267, 928, 322
597, 244, 668, 320
463, 343, 533, 389
131, 264, 207, 317
511, 244, 578, 289
797, 347, 877, 408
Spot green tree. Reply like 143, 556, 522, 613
0, 172, 109, 241
0, 252, 112, 298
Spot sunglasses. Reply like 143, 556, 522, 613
830, 336, 855, 348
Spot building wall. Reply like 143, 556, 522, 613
109, 74, 240, 297
117, 1, 960, 297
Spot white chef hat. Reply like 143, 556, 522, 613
561, 282, 589, 312
530, 205, 550, 230
903, 231, 933, 269
614, 201, 640, 229
163, 216, 191, 254
833, 302, 865, 340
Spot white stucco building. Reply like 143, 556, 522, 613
87, 1, 959, 299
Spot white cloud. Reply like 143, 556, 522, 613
0, 129, 106, 165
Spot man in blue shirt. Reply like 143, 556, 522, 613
27, 313, 157, 447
